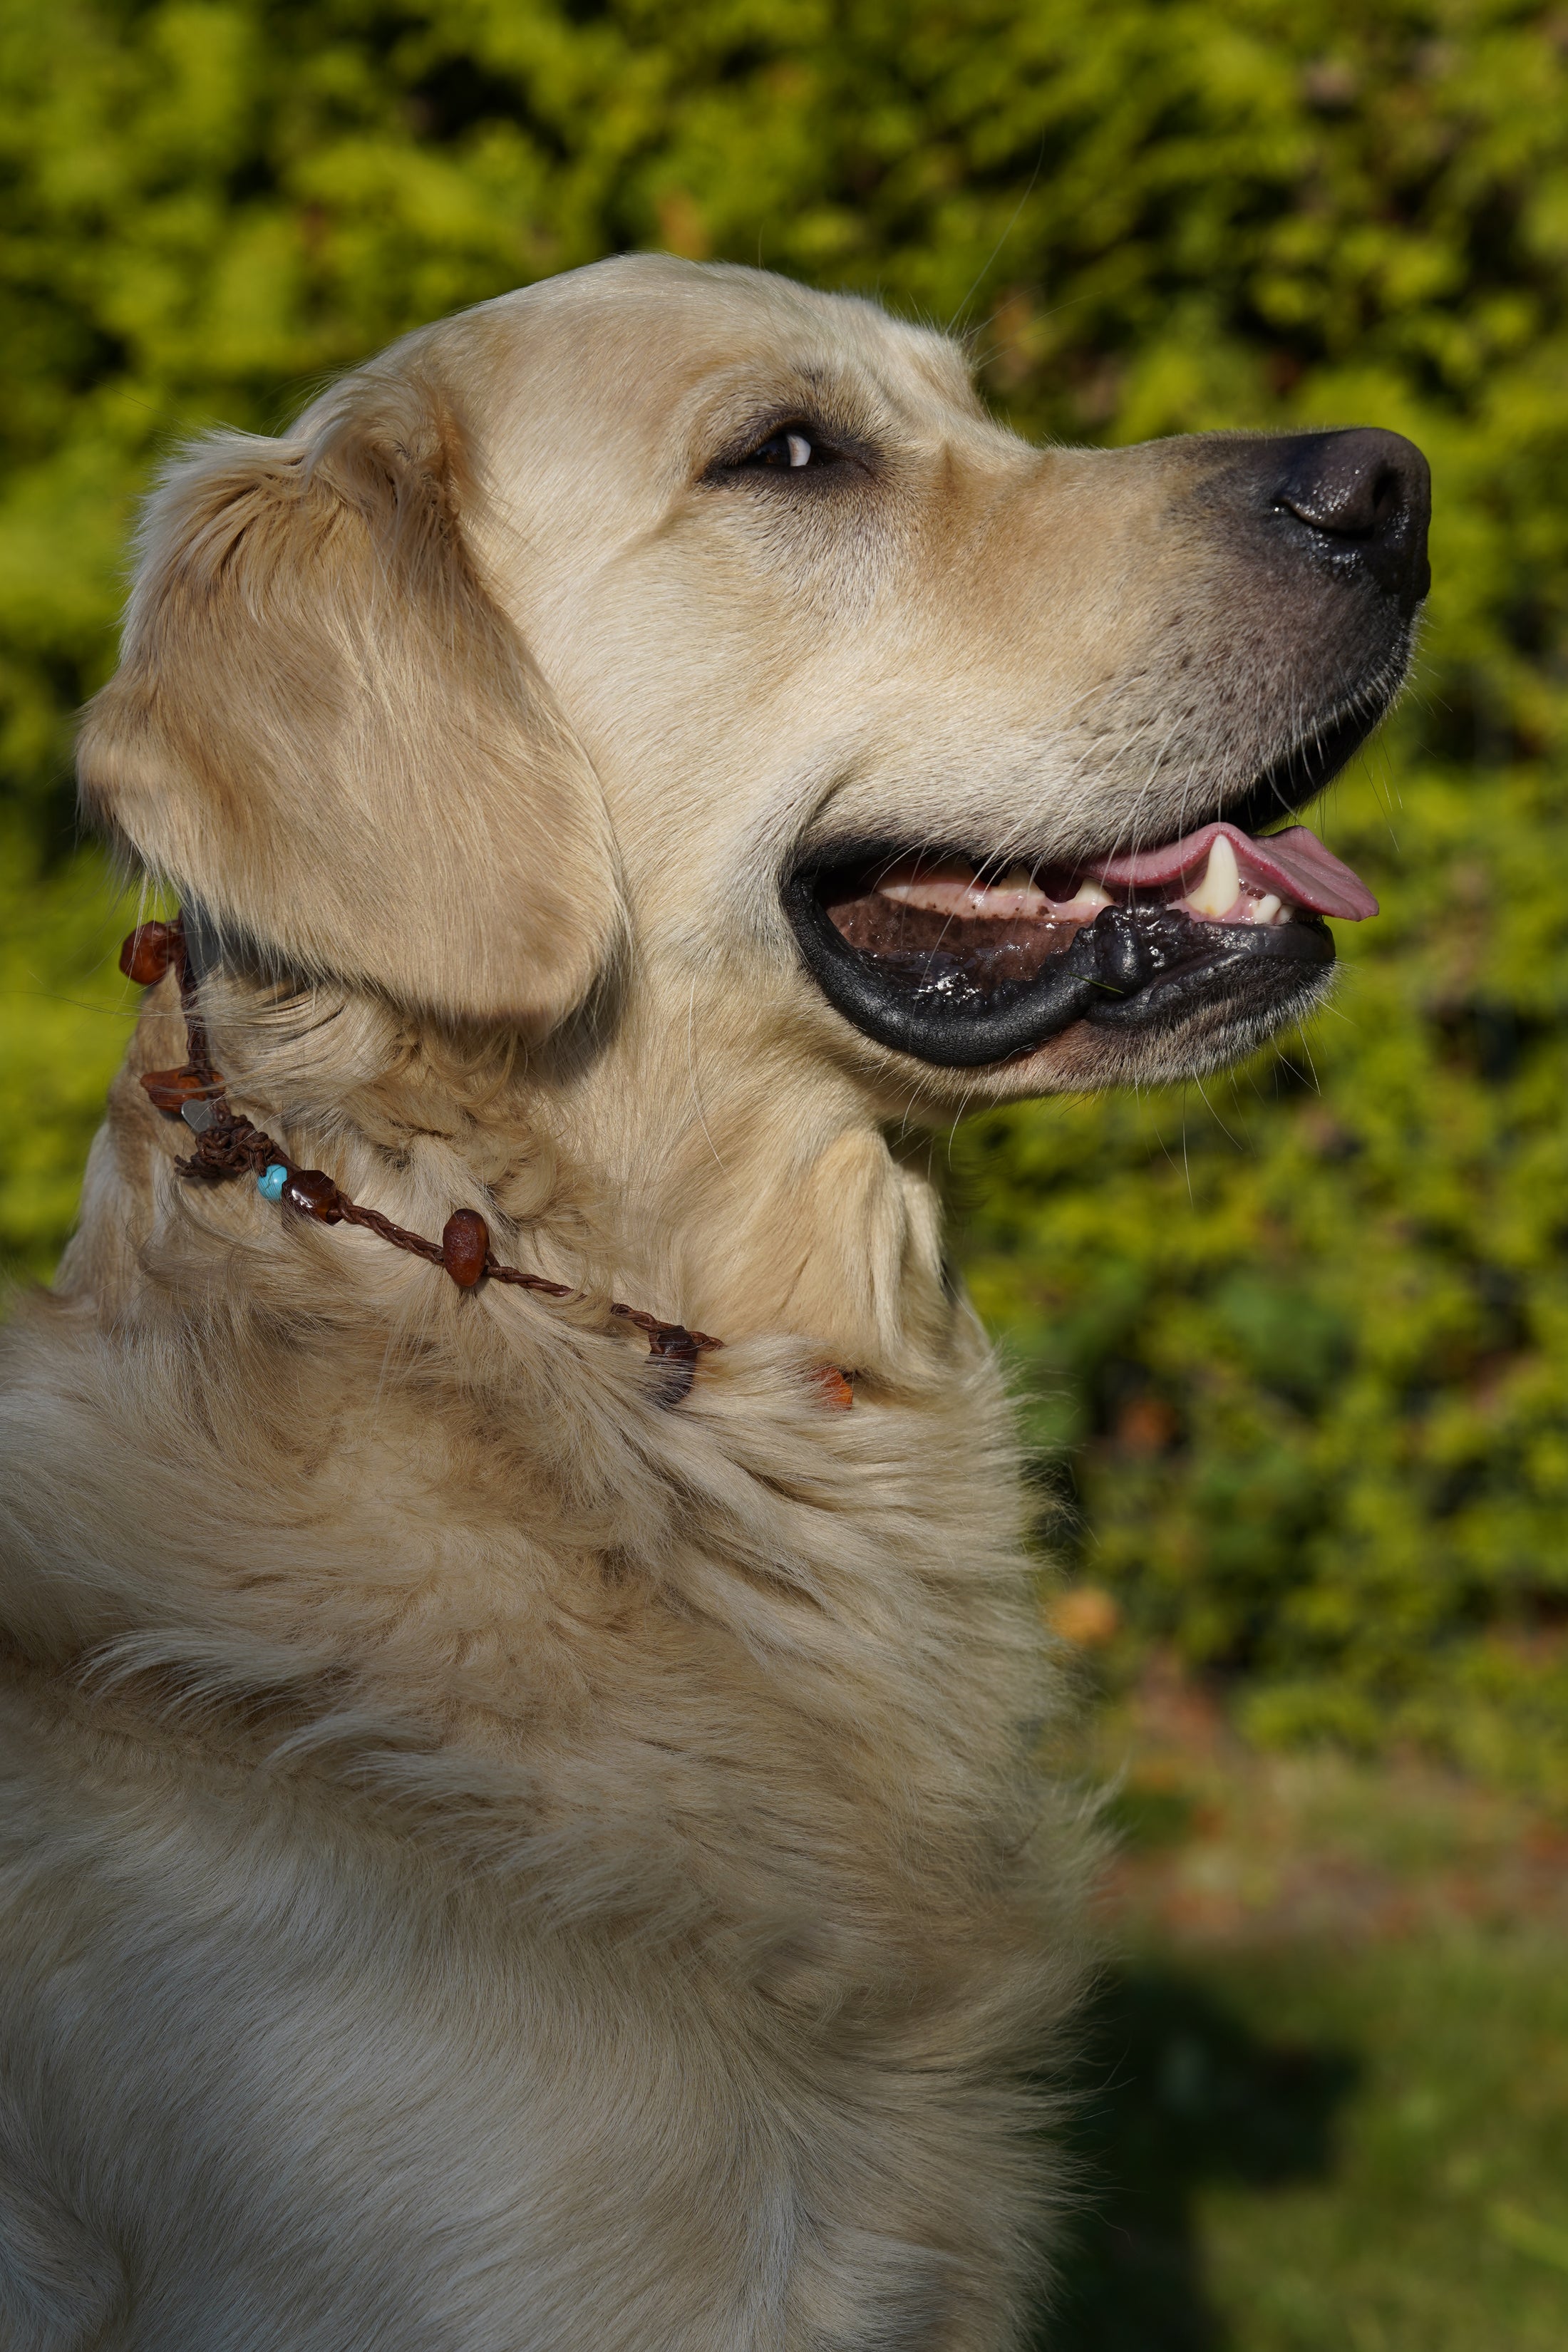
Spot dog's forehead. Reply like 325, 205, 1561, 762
455, 256, 981, 458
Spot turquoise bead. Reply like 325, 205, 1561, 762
257, 1164, 288, 1202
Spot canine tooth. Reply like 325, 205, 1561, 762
1186, 833, 1240, 919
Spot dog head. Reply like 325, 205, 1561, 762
81, 254, 1428, 1130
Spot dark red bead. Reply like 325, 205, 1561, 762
120, 922, 177, 986
441, 1209, 490, 1287
282, 1169, 343, 1223
140, 1066, 224, 1116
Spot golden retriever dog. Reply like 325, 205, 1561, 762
0, 257, 1427, 2350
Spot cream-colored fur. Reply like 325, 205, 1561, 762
0, 258, 1378, 2350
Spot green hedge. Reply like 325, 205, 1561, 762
2, 1, 1565, 1790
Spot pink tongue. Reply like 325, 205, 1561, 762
1085, 822, 1378, 921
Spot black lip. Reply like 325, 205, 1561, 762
784, 876, 1332, 1068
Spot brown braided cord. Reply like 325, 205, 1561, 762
120, 917, 731, 1403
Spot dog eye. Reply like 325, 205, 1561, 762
731, 421, 861, 475
745, 427, 818, 470
706, 418, 865, 490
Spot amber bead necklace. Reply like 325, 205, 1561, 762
118, 917, 750, 1405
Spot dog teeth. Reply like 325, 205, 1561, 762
1072, 878, 1113, 908
1254, 892, 1283, 925
1185, 833, 1240, 919
999, 862, 1035, 892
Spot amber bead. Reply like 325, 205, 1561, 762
282, 1169, 343, 1223
140, 1066, 224, 1116
441, 1209, 490, 1287
120, 923, 177, 986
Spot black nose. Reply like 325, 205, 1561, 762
1272, 428, 1431, 613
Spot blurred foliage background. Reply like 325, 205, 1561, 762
2, 0, 1566, 1797
6, 7, 1568, 2343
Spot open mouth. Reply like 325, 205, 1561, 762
784, 817, 1378, 1069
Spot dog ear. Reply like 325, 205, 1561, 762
78, 356, 624, 1031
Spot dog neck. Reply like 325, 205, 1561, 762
78, 919, 969, 1397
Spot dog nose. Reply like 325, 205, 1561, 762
1272, 428, 1431, 612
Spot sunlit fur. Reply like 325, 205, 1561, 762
0, 258, 1396, 2351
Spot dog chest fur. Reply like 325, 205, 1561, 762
0, 1186, 1078, 2350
